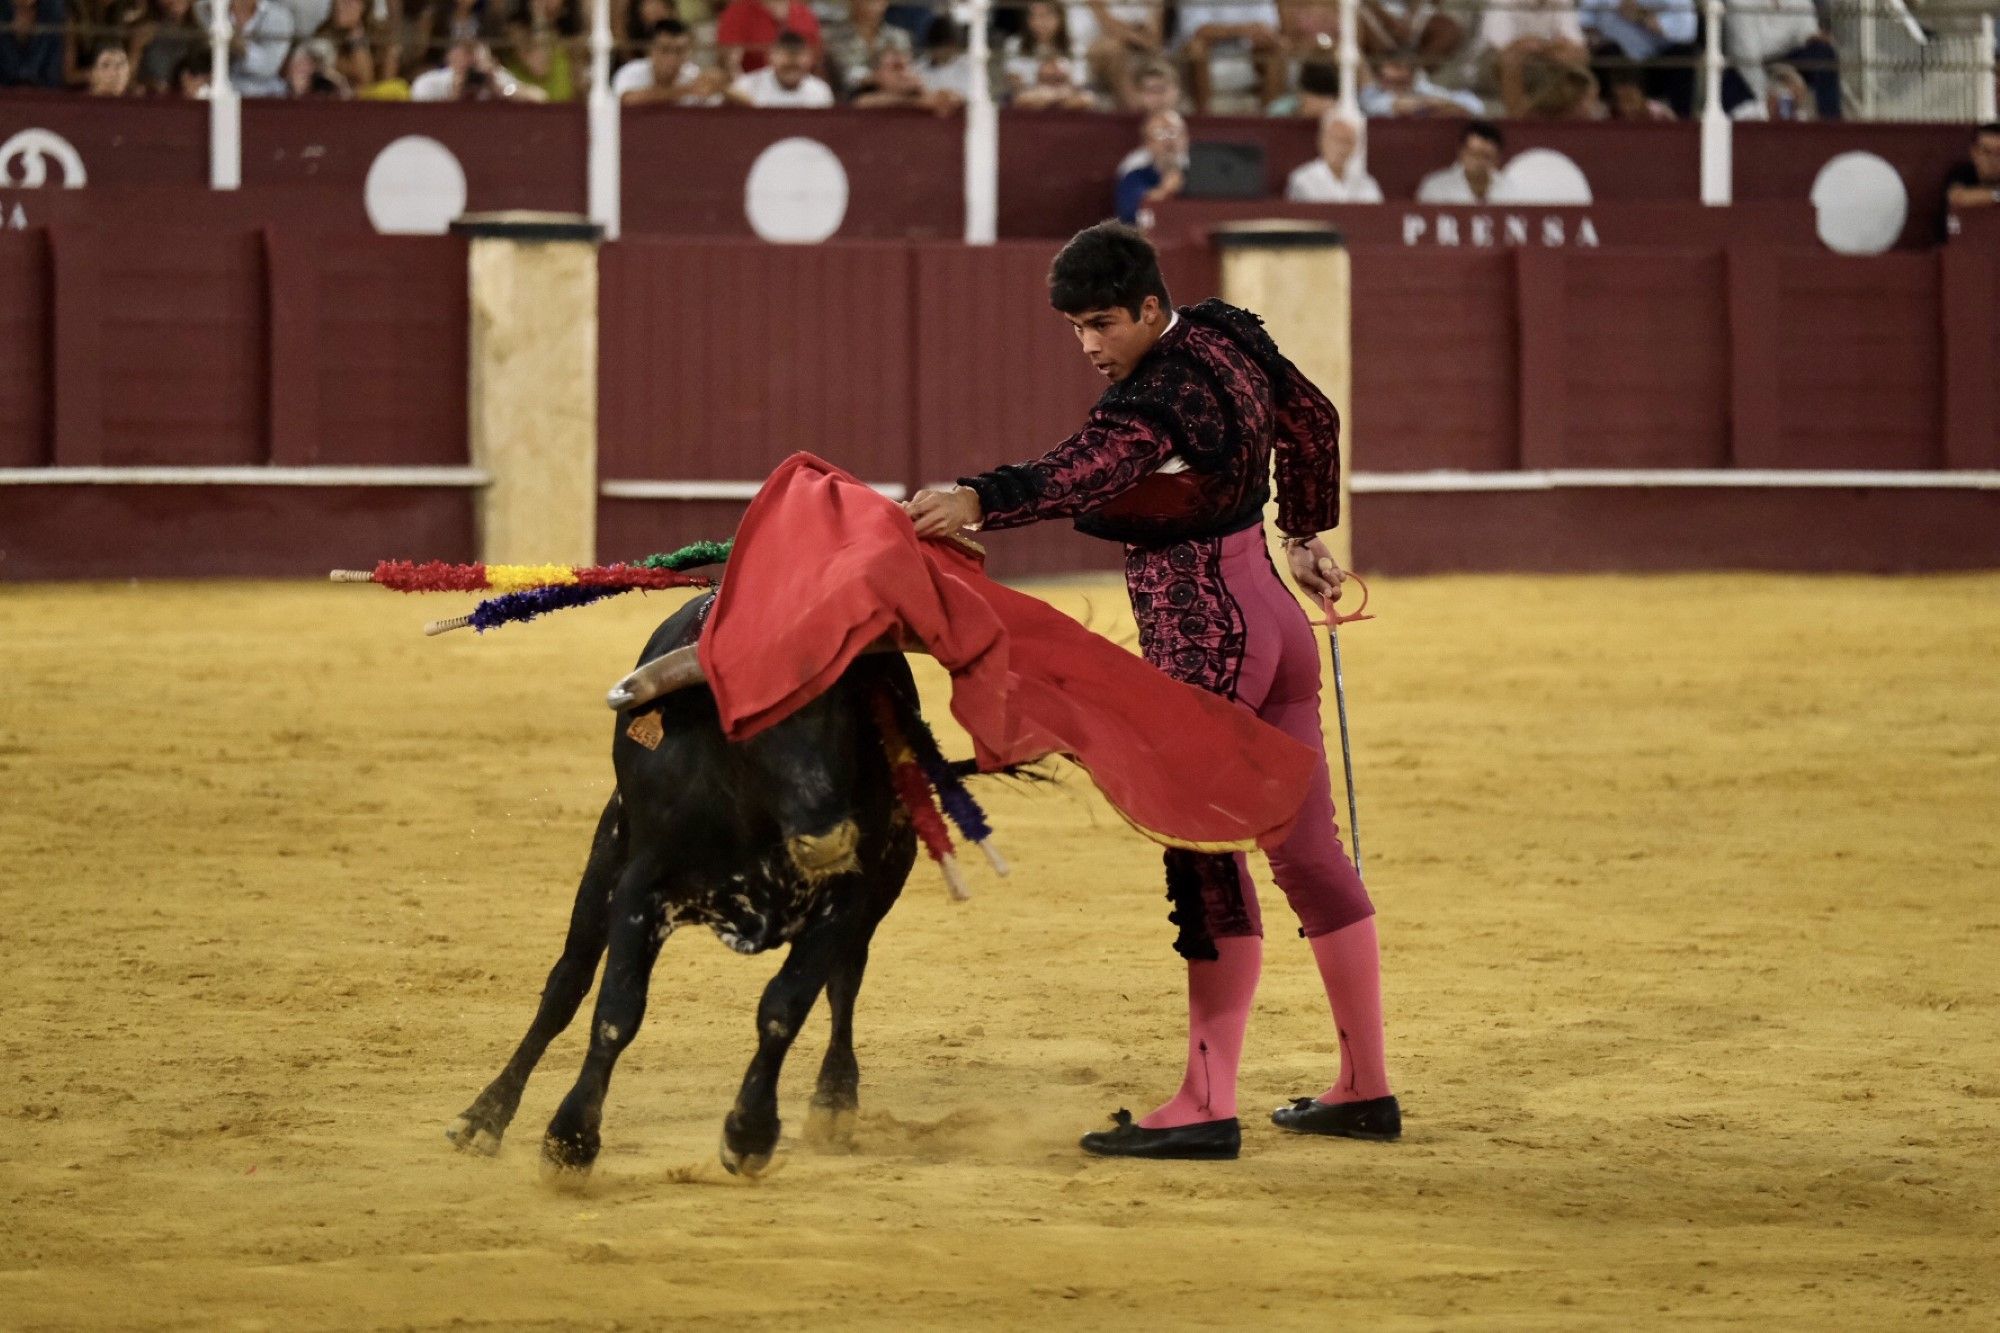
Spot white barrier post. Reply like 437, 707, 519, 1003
587, 0, 621, 239
962, 0, 997, 244
1980, 14, 1997, 123
1337, 0, 1361, 122
1700, 0, 1731, 205
208, 0, 240, 190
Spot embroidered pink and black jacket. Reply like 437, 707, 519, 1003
956, 298, 1342, 548
956, 299, 1345, 958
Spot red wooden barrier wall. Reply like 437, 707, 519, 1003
1942, 240, 2000, 470
1729, 249, 1943, 470
1351, 251, 1519, 471
0, 231, 50, 469
1518, 247, 1729, 469
0, 93, 1978, 245
0, 227, 472, 578
5, 227, 1998, 578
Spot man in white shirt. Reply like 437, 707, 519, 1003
1285, 112, 1386, 203
1357, 50, 1484, 116
1415, 119, 1517, 204
410, 38, 523, 100
197, 0, 291, 95
1720, 0, 1838, 118
612, 19, 726, 103
727, 28, 834, 105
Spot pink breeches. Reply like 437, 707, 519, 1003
1140, 525, 1374, 952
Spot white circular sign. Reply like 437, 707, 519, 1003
364, 135, 468, 236
744, 137, 849, 245
1810, 151, 1908, 256
1502, 148, 1593, 206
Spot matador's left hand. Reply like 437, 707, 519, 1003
1286, 537, 1347, 604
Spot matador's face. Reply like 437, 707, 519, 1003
1064, 296, 1166, 383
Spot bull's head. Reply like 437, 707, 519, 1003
609, 643, 912, 882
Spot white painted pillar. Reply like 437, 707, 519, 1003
961, 0, 997, 244
1979, 14, 1997, 123
1700, 0, 1731, 205
208, 0, 240, 190
587, 0, 621, 239
1337, 0, 1361, 122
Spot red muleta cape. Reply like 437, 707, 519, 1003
696, 454, 1314, 853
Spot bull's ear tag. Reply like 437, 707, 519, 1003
626, 712, 665, 750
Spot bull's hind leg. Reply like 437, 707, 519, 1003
540, 856, 669, 1178
719, 921, 847, 1178
449, 796, 626, 1156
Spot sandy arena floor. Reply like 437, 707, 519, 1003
2, 572, 1996, 1330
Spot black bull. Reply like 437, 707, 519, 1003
446, 592, 922, 1178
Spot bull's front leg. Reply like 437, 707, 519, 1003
449, 795, 624, 1156
804, 895, 895, 1150
540, 858, 669, 1179
719, 923, 845, 1178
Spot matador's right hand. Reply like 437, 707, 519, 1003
903, 486, 982, 539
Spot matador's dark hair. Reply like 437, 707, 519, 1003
1047, 221, 1172, 319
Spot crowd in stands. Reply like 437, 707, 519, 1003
1, 0, 1863, 122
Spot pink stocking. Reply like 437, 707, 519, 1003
1140, 934, 1262, 1128
1308, 916, 1392, 1103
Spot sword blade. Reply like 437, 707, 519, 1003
1327, 622, 1363, 877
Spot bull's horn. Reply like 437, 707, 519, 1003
602, 638, 931, 711
606, 644, 705, 711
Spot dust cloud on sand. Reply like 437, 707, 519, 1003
1, 574, 1996, 1329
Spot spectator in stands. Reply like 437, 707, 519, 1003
283, 38, 348, 95
1603, 66, 1673, 119
1130, 54, 1179, 114
1012, 51, 1097, 108
316, 0, 404, 95
1943, 122, 2000, 216
1514, 40, 1599, 117
504, 0, 583, 101
847, 26, 961, 111
1416, 118, 1517, 203
1358, 0, 1464, 67
1174, 0, 1283, 112
1115, 106, 1187, 224
1479, 0, 1590, 118
614, 18, 725, 101
410, 34, 525, 96
1285, 111, 1384, 202
1730, 58, 1813, 119
728, 26, 831, 102
716, 0, 820, 75
172, 46, 211, 94
1359, 49, 1482, 115
1578, 0, 1695, 117
0, 0, 63, 88
1265, 54, 1341, 118
1002, 0, 1084, 100
1720, 0, 1836, 120
130, 0, 205, 92
1069, 0, 1164, 110
196, 0, 295, 95
410, 0, 499, 74
821, 0, 887, 97
86, 42, 135, 93
919, 15, 972, 99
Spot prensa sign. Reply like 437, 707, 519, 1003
1400, 212, 1602, 248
